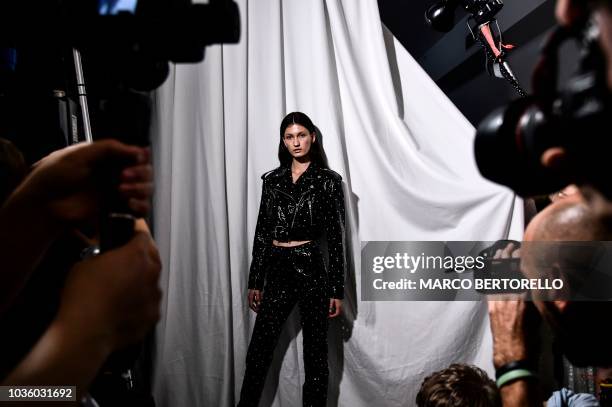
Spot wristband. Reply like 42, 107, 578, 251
496, 369, 538, 389
495, 360, 535, 379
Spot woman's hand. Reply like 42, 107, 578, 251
248, 289, 263, 313
328, 298, 342, 318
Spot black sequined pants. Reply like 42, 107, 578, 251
238, 242, 329, 407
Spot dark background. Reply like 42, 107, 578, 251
377, 0, 580, 126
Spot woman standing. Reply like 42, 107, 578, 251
238, 112, 345, 407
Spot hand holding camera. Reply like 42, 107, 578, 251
18, 139, 152, 224
57, 228, 162, 351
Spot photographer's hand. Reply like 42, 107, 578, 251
488, 299, 542, 407
488, 299, 537, 368
58, 229, 161, 349
487, 242, 542, 407
487, 243, 542, 407
2, 229, 162, 398
488, 243, 535, 367
23, 139, 152, 222
0, 140, 152, 313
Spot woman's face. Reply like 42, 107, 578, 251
283, 124, 315, 159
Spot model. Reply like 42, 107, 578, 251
237, 112, 345, 407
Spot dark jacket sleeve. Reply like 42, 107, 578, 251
324, 176, 346, 299
248, 178, 271, 290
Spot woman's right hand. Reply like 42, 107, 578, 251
248, 289, 263, 313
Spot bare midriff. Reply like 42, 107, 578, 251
272, 240, 312, 247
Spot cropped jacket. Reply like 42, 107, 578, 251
248, 162, 345, 299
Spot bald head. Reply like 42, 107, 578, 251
522, 193, 612, 367
525, 194, 612, 242
522, 193, 612, 298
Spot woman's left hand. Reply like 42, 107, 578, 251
328, 298, 342, 318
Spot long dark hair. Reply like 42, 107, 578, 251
278, 112, 328, 168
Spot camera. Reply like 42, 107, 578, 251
1, 0, 240, 159
1, 0, 243, 392
474, 19, 612, 198
425, 0, 504, 32
2, 0, 240, 64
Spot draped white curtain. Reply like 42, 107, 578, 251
151, 1, 524, 406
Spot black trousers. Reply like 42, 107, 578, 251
238, 242, 329, 407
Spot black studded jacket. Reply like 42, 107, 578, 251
248, 162, 345, 299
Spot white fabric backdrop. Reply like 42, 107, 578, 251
150, 0, 524, 406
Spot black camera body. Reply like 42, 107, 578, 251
0, 0, 242, 389
425, 0, 504, 32
0, 0, 240, 161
